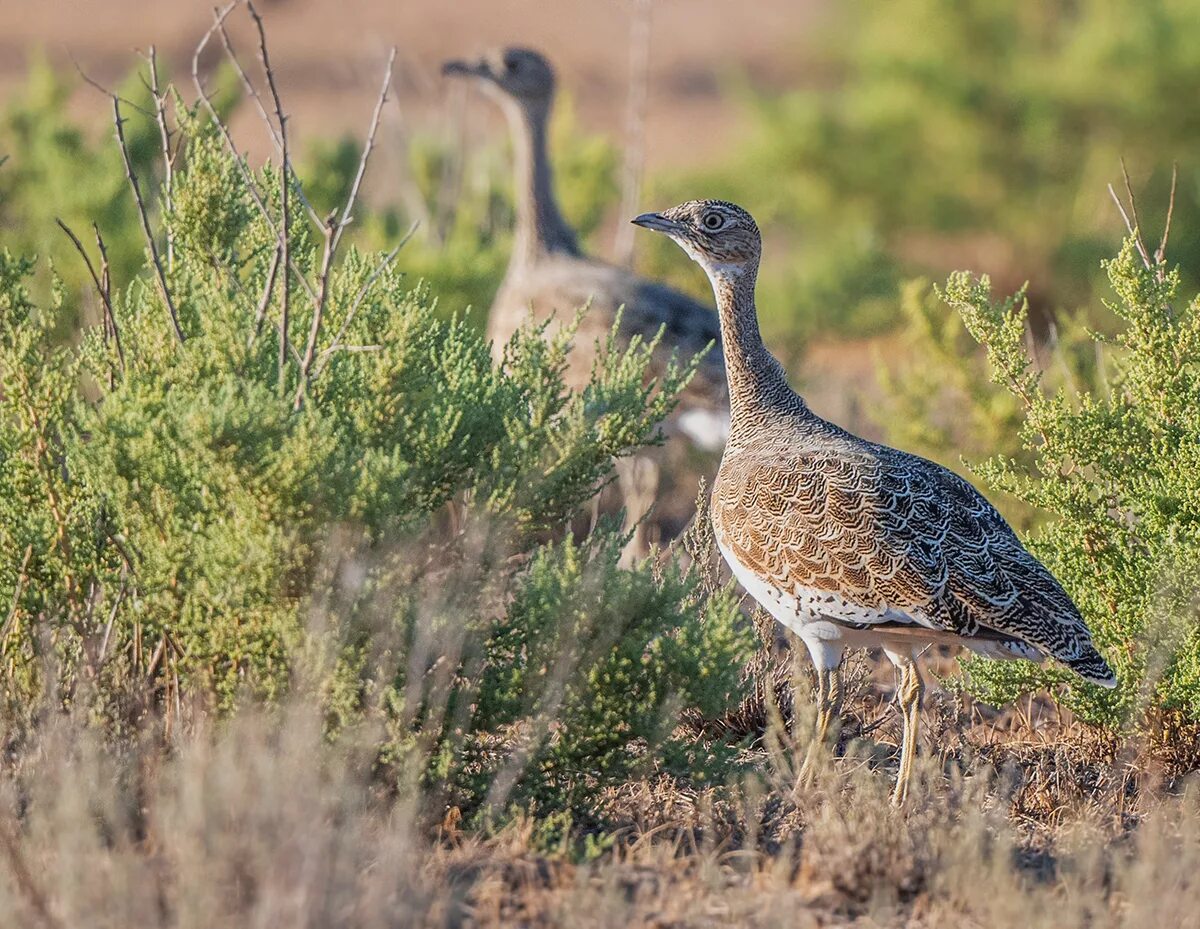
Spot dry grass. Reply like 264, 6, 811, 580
2, 656, 1199, 929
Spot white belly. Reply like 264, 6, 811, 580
714, 536, 893, 631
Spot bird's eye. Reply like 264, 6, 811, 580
702, 212, 724, 231
505, 55, 519, 72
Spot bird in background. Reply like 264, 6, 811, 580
633, 199, 1116, 805
442, 48, 730, 555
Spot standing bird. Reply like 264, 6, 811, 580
443, 49, 729, 552
632, 199, 1116, 805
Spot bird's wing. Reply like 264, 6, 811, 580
713, 445, 1113, 681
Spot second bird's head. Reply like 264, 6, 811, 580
442, 47, 556, 115
632, 200, 762, 285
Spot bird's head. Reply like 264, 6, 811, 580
442, 47, 556, 114
631, 200, 761, 283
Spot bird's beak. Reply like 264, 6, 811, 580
442, 58, 493, 81
631, 212, 681, 235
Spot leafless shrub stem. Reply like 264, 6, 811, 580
55, 218, 125, 373
293, 47, 397, 411
112, 96, 185, 343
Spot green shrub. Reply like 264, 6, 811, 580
939, 239, 1200, 728
0, 68, 751, 817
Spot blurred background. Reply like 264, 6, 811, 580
3, 0, 1199, 449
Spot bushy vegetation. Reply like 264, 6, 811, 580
0, 52, 751, 821
924, 237, 1200, 729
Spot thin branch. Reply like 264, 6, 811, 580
192, 4, 319, 308
111, 97, 185, 342
244, 0, 296, 394
1120, 158, 1154, 269
314, 220, 419, 377
1107, 183, 1152, 272
70, 53, 153, 117
293, 47, 397, 411
55, 219, 125, 373
331, 47, 397, 258
146, 46, 177, 270
96, 573, 129, 665
1155, 161, 1178, 268
216, 12, 322, 228
249, 243, 282, 346
93, 223, 120, 362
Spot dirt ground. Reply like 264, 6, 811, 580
1, 0, 826, 171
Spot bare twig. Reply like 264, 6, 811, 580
1107, 183, 1151, 271
192, 4, 319, 309
243, 0, 296, 393
1155, 161, 1178, 268
55, 218, 125, 373
614, 0, 652, 267
293, 48, 397, 411
314, 220, 419, 376
249, 244, 283, 346
146, 47, 177, 270
332, 47, 397, 258
112, 96, 186, 342
1120, 158, 1154, 269
70, 53, 153, 117
92, 222, 125, 373
216, 11, 322, 228
96, 573, 129, 665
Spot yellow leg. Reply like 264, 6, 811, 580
799, 664, 842, 785
891, 657, 924, 807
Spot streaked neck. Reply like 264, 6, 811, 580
708, 263, 805, 435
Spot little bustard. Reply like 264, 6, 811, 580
633, 199, 1116, 805
443, 49, 729, 552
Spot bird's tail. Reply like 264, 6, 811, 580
1065, 646, 1118, 689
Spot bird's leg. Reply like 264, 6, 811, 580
891, 657, 925, 807
799, 663, 841, 785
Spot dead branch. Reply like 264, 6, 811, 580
332, 47, 397, 258
55, 218, 125, 373
92, 222, 125, 374
243, 0, 296, 392
146, 46, 177, 270
192, 3, 319, 309
293, 48, 397, 411
112, 96, 185, 342
1155, 162, 1178, 269
250, 244, 283, 347
70, 53, 153, 117
1120, 158, 1154, 269
1107, 183, 1151, 271
216, 9, 322, 228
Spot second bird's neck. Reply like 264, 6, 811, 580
710, 264, 809, 439
507, 101, 580, 267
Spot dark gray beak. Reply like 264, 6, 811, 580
631, 212, 680, 235
442, 58, 492, 80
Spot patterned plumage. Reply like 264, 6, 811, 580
633, 199, 1115, 804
